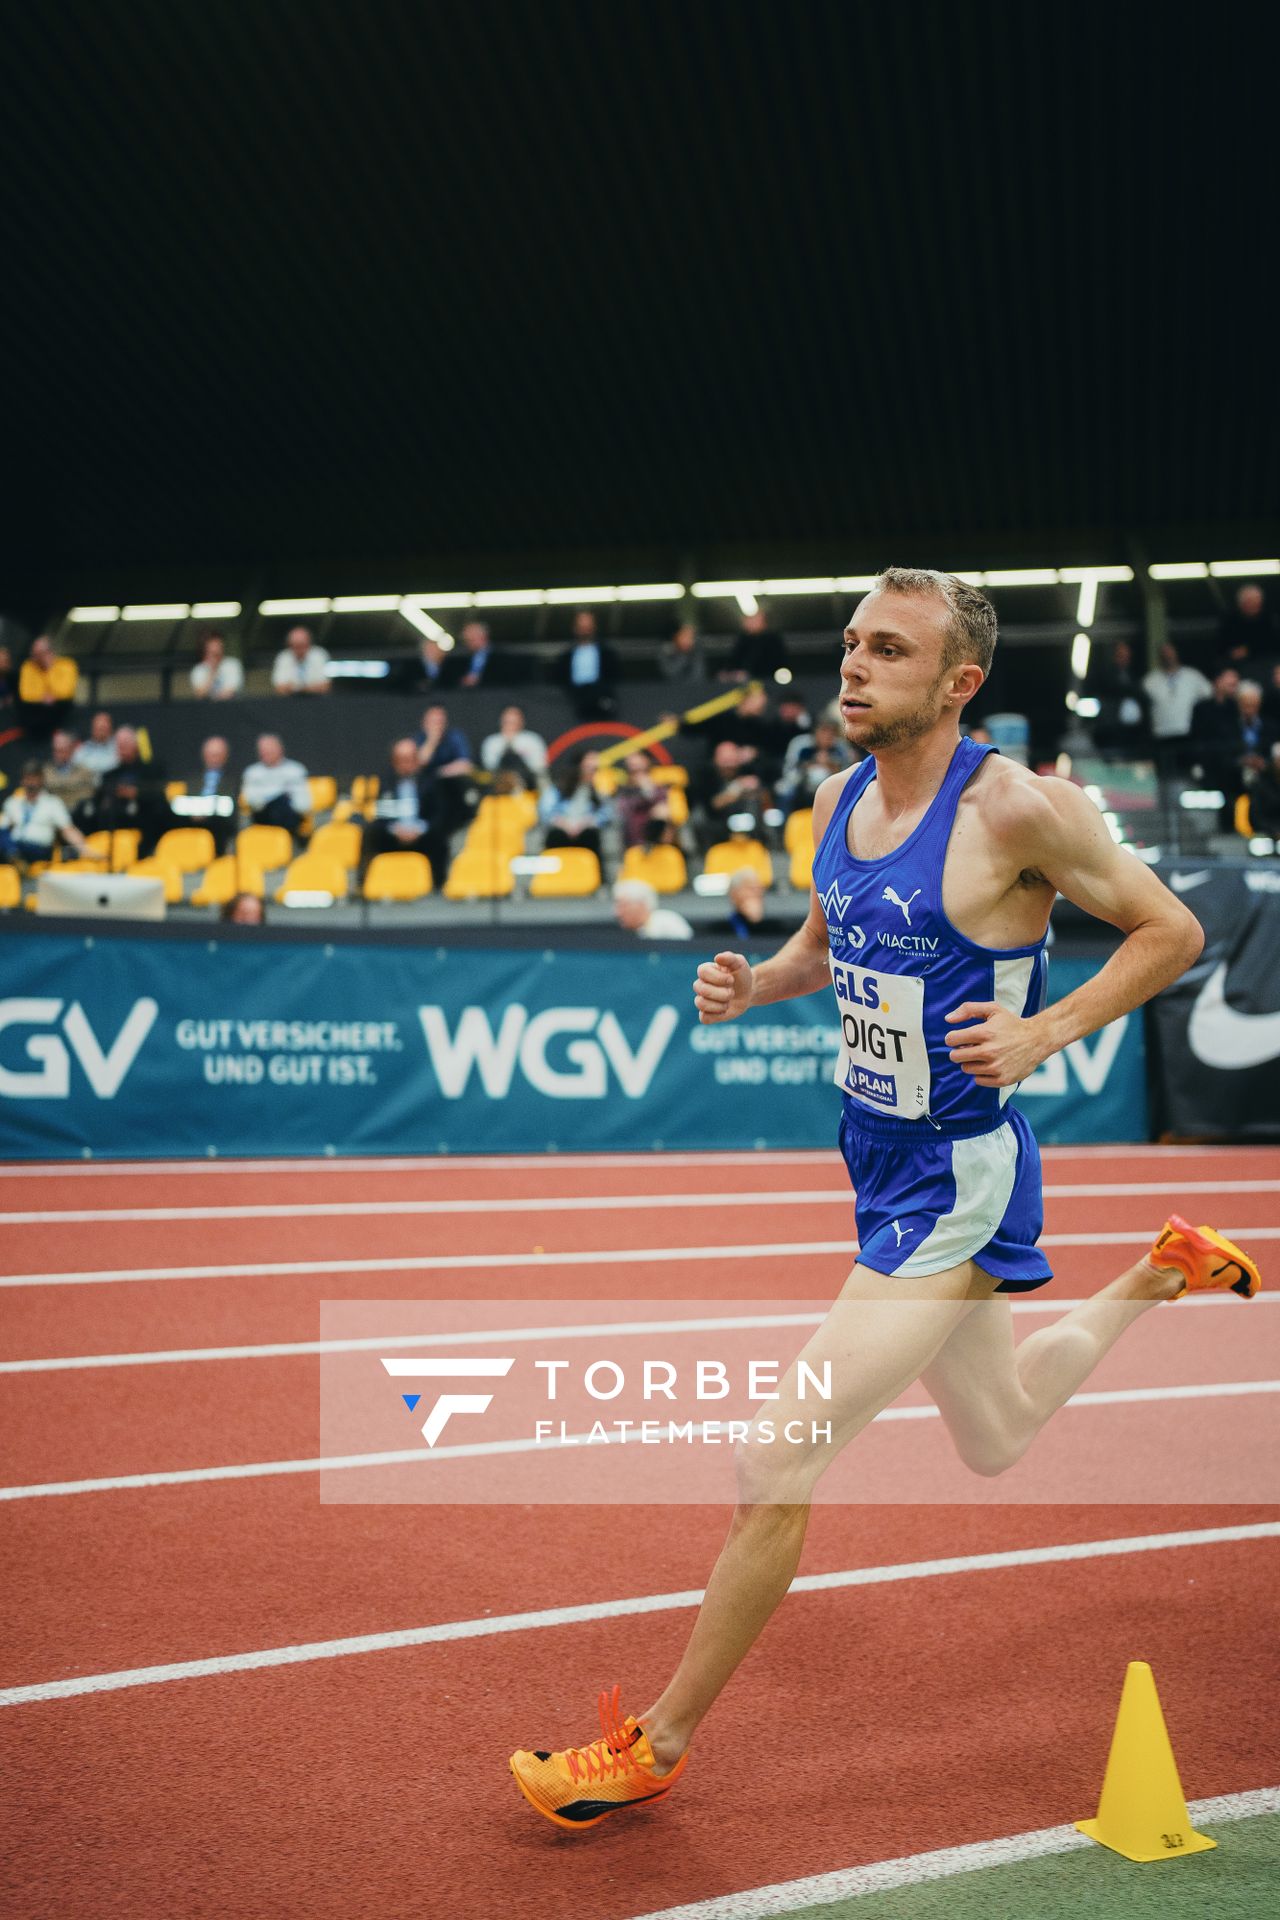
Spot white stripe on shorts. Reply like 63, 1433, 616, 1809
894, 1121, 1020, 1276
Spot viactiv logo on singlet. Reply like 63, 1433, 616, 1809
828, 957, 931, 1117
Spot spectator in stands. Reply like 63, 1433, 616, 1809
1086, 639, 1149, 754
1142, 641, 1212, 778
539, 751, 612, 865
363, 736, 445, 885
241, 733, 311, 839
1189, 667, 1244, 803
778, 717, 854, 811
414, 703, 474, 843
1248, 743, 1280, 840
0, 762, 92, 865
700, 686, 795, 777
615, 750, 675, 850
1263, 661, 1280, 731
190, 631, 244, 700
222, 892, 266, 926
400, 636, 454, 694
721, 607, 789, 683
1217, 583, 1278, 679
454, 619, 507, 690
0, 645, 15, 711
42, 731, 96, 813
558, 609, 618, 718
1235, 682, 1277, 786
658, 619, 707, 682
18, 634, 78, 737
71, 710, 119, 778
717, 868, 789, 942
480, 705, 548, 788
76, 723, 173, 854
190, 736, 237, 853
272, 624, 331, 695
612, 878, 693, 941
693, 739, 770, 841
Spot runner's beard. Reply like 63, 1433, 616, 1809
842, 678, 951, 751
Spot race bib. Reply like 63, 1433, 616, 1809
829, 957, 931, 1119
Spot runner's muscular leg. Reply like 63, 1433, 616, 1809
638, 1256, 1000, 1770
922, 1255, 1184, 1478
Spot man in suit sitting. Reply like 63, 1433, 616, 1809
362, 737, 448, 888
187, 735, 238, 853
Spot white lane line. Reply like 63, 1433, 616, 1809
626, 1787, 1280, 1920
7, 1179, 1278, 1226
0, 1143, 1259, 1179
2, 1523, 1275, 1709
4, 1380, 1276, 1501
5, 1226, 1279, 1288
3, 1291, 1276, 1373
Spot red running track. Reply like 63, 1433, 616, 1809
1, 1148, 1278, 1919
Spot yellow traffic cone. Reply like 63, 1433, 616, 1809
1075, 1660, 1216, 1862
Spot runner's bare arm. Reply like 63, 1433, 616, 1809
693, 767, 856, 1025
945, 774, 1204, 1087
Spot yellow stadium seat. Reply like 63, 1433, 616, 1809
83, 829, 142, 872
275, 854, 349, 904
351, 775, 380, 815
514, 790, 540, 831
473, 794, 528, 839
705, 837, 774, 888
661, 786, 689, 827
155, 827, 216, 874
621, 843, 688, 894
785, 810, 815, 888
236, 824, 295, 872
330, 798, 354, 823
593, 766, 622, 797
1234, 793, 1253, 838
127, 859, 184, 903
363, 851, 433, 902
309, 820, 363, 869
190, 856, 265, 906
307, 775, 338, 815
443, 846, 515, 900
0, 866, 23, 908
529, 848, 602, 897
650, 764, 689, 788
165, 781, 188, 802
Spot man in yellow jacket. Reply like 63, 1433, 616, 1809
19, 635, 79, 737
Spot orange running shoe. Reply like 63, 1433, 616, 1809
1148, 1216, 1261, 1298
509, 1685, 687, 1830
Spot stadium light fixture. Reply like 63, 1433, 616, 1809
190, 602, 242, 619
544, 587, 618, 604
835, 576, 879, 592
1208, 559, 1280, 577
1148, 563, 1208, 580
121, 604, 189, 621
982, 569, 1059, 587
473, 588, 547, 607
1058, 566, 1134, 583
1070, 633, 1091, 679
403, 592, 475, 609
1074, 578, 1098, 628
774, 667, 793, 685
331, 595, 402, 613
398, 600, 455, 648
690, 580, 763, 600
616, 583, 686, 601
760, 578, 839, 595
67, 606, 120, 622
951, 572, 986, 586
258, 597, 333, 615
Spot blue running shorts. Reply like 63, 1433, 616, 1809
837, 1099, 1054, 1291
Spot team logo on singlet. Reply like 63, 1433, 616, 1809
818, 880, 865, 948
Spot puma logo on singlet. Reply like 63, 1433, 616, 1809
891, 1219, 912, 1247
883, 885, 921, 926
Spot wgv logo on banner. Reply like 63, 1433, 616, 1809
418, 1004, 679, 1100
0, 998, 158, 1099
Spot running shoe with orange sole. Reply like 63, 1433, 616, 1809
1148, 1216, 1261, 1298
510, 1685, 688, 1830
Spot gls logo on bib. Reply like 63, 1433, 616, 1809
419, 1004, 678, 1099
0, 998, 158, 1099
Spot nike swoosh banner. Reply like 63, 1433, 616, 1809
0, 929, 1144, 1158
1150, 865, 1280, 1140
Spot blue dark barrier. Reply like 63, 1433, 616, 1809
0, 930, 1145, 1157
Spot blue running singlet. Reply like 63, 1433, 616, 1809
811, 737, 1053, 1289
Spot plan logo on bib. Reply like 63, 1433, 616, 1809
0, 998, 158, 1099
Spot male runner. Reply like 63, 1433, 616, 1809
509, 567, 1261, 1829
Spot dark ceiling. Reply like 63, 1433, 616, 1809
7, 0, 1276, 615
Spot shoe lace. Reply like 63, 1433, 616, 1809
564, 1686, 643, 1784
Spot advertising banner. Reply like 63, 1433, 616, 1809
0, 931, 1145, 1158
1149, 863, 1280, 1139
